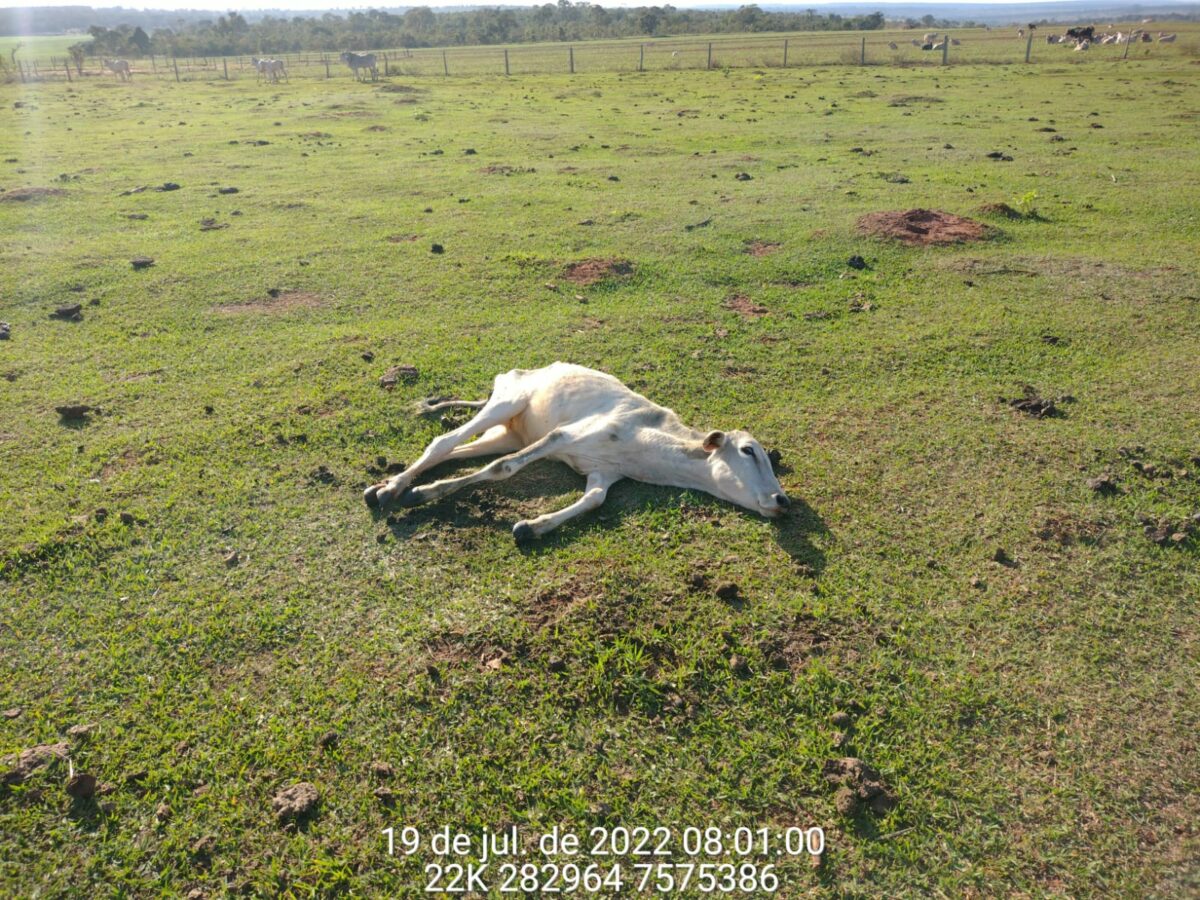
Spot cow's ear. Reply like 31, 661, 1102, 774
702, 430, 726, 453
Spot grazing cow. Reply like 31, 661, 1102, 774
363, 363, 791, 541
264, 58, 288, 82
103, 58, 131, 81
1158, 33, 1177, 43
1065, 26, 1096, 43
341, 50, 378, 81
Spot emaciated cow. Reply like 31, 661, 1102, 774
363, 363, 790, 541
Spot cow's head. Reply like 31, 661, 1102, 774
701, 430, 790, 517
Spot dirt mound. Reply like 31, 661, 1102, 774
856, 209, 989, 245
744, 240, 781, 257
562, 258, 633, 286
480, 165, 535, 176
724, 294, 768, 318
978, 202, 1022, 219
1, 187, 66, 202
824, 757, 897, 816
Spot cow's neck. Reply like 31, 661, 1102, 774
631, 424, 719, 494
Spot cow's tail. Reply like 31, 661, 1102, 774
413, 398, 488, 415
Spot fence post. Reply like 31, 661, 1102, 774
1122, 35, 1131, 60
325, 56, 330, 78
942, 34, 950, 65
569, 46, 574, 74
783, 38, 788, 68
173, 55, 180, 82
443, 50, 448, 76
1025, 32, 1033, 63
639, 44, 644, 71
707, 42, 712, 70
384, 52, 390, 76
64, 60, 72, 83
861, 36, 866, 65
223, 58, 228, 80
151, 54, 157, 73
504, 48, 509, 76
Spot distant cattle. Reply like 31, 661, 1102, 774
1046, 34, 1061, 44
341, 51, 378, 81
1065, 26, 1096, 43
923, 32, 938, 43
951, 38, 961, 46
888, 41, 898, 50
1158, 33, 1177, 43
1074, 40, 1091, 52
102, 58, 131, 81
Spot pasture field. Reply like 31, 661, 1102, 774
2, 52, 1199, 897
1, 33, 89, 61
5, 23, 1199, 82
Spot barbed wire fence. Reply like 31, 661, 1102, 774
5, 27, 1195, 85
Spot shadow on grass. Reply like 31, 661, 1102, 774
369, 459, 829, 572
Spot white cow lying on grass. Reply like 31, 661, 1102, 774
364, 362, 790, 541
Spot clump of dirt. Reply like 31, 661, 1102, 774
65, 772, 98, 800
379, 364, 419, 390
563, 258, 633, 286
524, 577, 595, 629
364, 125, 389, 132
480, 165, 536, 176
1002, 385, 1063, 418
724, 294, 768, 318
888, 95, 944, 106
56, 404, 95, 421
978, 202, 1022, 219
1087, 473, 1120, 495
272, 782, 319, 824
745, 240, 781, 257
1035, 511, 1107, 547
50, 304, 83, 321
824, 757, 897, 816
378, 84, 422, 93
1141, 515, 1196, 547
2, 742, 69, 785
0, 187, 66, 202
213, 291, 323, 315
856, 209, 990, 245
759, 614, 829, 673
130, 256, 155, 270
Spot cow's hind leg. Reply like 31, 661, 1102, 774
364, 395, 526, 510
398, 429, 570, 509
513, 472, 621, 543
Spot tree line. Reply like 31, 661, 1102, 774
78, 4, 886, 59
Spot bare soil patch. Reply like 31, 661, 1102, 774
1, 187, 66, 202
723, 294, 769, 318
744, 240, 781, 257
479, 165, 536, 176
857, 209, 990, 245
759, 613, 829, 673
562, 258, 633, 286
213, 290, 324, 315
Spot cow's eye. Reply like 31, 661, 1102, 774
740, 446, 754, 456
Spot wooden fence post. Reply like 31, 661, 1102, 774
639, 43, 644, 71
569, 46, 574, 74
942, 34, 950, 65
1025, 32, 1033, 63
783, 38, 788, 68
504, 48, 509, 76
443, 50, 448, 76
64, 60, 72, 83
173, 55, 180, 82
151, 54, 157, 73
1122, 36, 1131, 60
223, 58, 228, 80
384, 52, 390, 76
861, 36, 866, 65
325, 56, 330, 78
707, 42, 712, 70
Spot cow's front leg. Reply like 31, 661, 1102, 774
513, 472, 621, 544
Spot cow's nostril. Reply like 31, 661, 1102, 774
774, 493, 791, 509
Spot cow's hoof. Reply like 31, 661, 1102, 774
396, 487, 422, 508
512, 521, 535, 545
363, 484, 382, 509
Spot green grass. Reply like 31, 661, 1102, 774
1, 33, 90, 61
2, 53, 1198, 897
